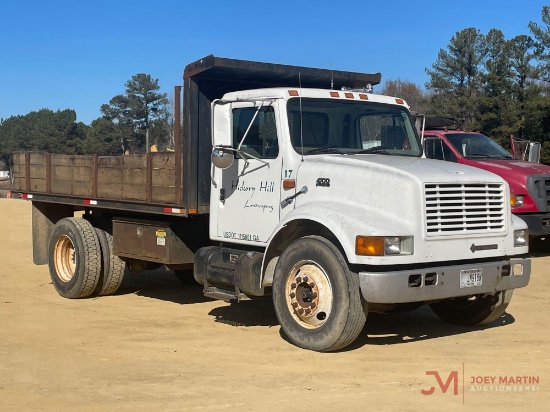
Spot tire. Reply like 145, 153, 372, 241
174, 269, 198, 285
429, 289, 513, 326
94, 227, 125, 296
272, 236, 366, 352
48, 217, 101, 299
529, 236, 549, 253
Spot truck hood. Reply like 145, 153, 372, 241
464, 158, 550, 181
462, 159, 550, 201
299, 154, 504, 185
294, 154, 509, 236
286, 154, 524, 265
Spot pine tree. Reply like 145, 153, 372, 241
100, 74, 169, 153
426, 28, 486, 129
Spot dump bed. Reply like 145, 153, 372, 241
13, 151, 182, 205
12, 55, 382, 216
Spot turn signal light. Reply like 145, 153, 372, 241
355, 236, 385, 256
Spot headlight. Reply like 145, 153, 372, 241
355, 236, 413, 256
384, 237, 401, 254
510, 195, 525, 207
514, 229, 528, 247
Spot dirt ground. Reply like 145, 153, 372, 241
0, 198, 549, 412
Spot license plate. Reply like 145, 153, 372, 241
460, 268, 483, 288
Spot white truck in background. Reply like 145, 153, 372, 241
13, 55, 531, 352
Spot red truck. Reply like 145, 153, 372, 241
422, 117, 550, 250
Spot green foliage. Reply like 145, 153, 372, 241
416, 7, 550, 163
0, 71, 171, 165
529, 5, 550, 82
425, 28, 485, 129
100, 73, 169, 153
379, 79, 429, 114
0, 109, 105, 167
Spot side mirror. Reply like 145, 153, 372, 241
211, 147, 234, 169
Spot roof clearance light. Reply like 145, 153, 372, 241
330, 91, 340, 98
395, 98, 405, 105
345, 92, 354, 99
288, 90, 299, 96
359, 94, 368, 100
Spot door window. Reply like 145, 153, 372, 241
424, 137, 457, 162
233, 106, 279, 159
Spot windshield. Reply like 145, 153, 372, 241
287, 98, 421, 156
446, 133, 514, 159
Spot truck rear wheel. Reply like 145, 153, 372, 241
174, 269, 198, 285
94, 227, 125, 296
429, 290, 513, 326
272, 236, 366, 352
48, 217, 101, 299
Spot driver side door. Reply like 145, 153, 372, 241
210, 101, 283, 245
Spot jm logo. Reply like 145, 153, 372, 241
421, 371, 459, 395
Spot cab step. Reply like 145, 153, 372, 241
203, 286, 251, 303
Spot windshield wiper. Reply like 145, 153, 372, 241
356, 147, 391, 155
304, 145, 344, 155
467, 153, 510, 159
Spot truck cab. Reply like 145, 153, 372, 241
209, 88, 421, 245
422, 117, 550, 249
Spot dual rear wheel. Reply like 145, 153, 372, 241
48, 217, 125, 299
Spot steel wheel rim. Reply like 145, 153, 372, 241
54, 235, 76, 282
285, 261, 333, 329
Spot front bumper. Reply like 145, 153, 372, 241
359, 258, 531, 304
517, 213, 550, 236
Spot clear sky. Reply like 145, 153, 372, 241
1, 0, 548, 125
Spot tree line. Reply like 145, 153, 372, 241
2, 6, 550, 169
381, 6, 550, 163
0, 74, 171, 171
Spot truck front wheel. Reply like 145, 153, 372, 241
48, 217, 101, 299
272, 236, 366, 352
429, 290, 513, 326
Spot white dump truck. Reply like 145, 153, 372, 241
12, 55, 531, 351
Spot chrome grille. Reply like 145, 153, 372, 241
425, 183, 505, 235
